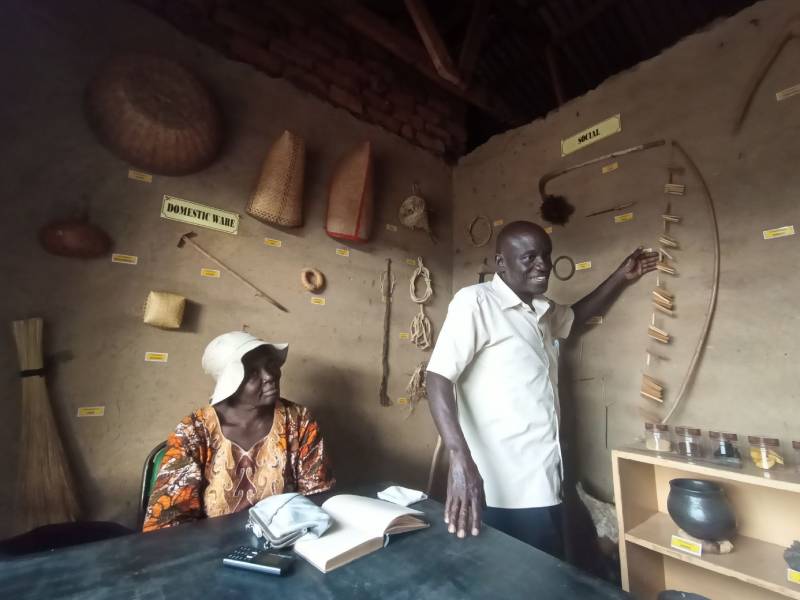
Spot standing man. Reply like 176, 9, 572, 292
426, 221, 657, 558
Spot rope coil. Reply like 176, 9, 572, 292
409, 257, 433, 350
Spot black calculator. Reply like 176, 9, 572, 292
222, 546, 294, 575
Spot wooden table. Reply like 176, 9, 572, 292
1, 492, 631, 599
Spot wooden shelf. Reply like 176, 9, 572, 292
612, 448, 800, 600
625, 512, 800, 599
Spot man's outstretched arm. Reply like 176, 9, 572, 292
571, 248, 659, 326
427, 371, 485, 538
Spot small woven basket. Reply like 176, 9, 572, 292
246, 130, 305, 227
143, 291, 186, 329
86, 53, 221, 175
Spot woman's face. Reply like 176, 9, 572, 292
235, 346, 283, 408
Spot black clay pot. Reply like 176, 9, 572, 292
667, 479, 737, 542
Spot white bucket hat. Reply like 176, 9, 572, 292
202, 331, 288, 405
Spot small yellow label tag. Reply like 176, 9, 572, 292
493, 219, 504, 227
670, 535, 702, 557
128, 169, 152, 183
575, 261, 592, 271
200, 268, 221, 278
405, 258, 417, 267
763, 225, 795, 240
385, 223, 398, 232
586, 316, 603, 325
310, 297, 326, 305
144, 352, 169, 363
776, 83, 800, 102
264, 238, 282, 248
77, 406, 105, 417
788, 568, 800, 584
544, 226, 553, 234
111, 253, 138, 265
602, 162, 619, 174
335, 248, 350, 257
397, 397, 409, 405
614, 212, 634, 223
399, 332, 410, 340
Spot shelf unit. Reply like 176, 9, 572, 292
612, 447, 800, 599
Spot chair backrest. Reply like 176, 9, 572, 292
137, 441, 167, 530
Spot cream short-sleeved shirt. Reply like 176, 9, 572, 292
427, 274, 574, 509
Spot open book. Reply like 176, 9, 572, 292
293, 494, 428, 573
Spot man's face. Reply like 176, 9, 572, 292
496, 228, 553, 299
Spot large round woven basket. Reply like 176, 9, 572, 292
246, 130, 305, 227
85, 53, 221, 175
325, 141, 374, 242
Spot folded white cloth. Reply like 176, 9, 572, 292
377, 485, 428, 506
247, 493, 332, 549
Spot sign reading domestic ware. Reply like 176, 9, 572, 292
160, 194, 239, 235
561, 114, 621, 156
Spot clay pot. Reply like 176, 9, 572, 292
667, 479, 737, 542
39, 219, 112, 258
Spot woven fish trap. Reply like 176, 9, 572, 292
246, 130, 305, 227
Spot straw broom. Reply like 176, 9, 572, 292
12, 318, 79, 531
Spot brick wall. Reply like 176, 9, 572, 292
134, 0, 468, 160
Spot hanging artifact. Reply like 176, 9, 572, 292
143, 291, 186, 329
86, 53, 222, 175
246, 130, 306, 227
537, 139, 665, 225
300, 268, 325, 293
12, 318, 80, 531
325, 141, 374, 242
409, 257, 434, 350
39, 217, 112, 259
399, 183, 435, 241
378, 259, 396, 407
177, 231, 288, 313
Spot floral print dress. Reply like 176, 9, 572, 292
143, 399, 334, 532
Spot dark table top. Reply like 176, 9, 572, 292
1, 490, 631, 600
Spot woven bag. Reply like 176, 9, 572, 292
325, 141, 374, 242
246, 131, 305, 227
143, 291, 186, 329
86, 53, 221, 175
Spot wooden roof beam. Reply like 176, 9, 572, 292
458, 0, 491, 88
404, 0, 462, 87
326, 0, 521, 124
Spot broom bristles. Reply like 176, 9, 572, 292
12, 318, 79, 532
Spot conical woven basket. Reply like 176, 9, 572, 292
325, 141, 374, 242
246, 130, 306, 227
86, 53, 221, 175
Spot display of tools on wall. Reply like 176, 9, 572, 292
537, 139, 665, 225
378, 258, 396, 407
177, 231, 288, 313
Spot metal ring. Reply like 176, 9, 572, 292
552, 255, 576, 281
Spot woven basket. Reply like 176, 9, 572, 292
86, 53, 221, 175
143, 291, 186, 329
246, 131, 305, 227
325, 141, 374, 242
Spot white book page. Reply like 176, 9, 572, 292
293, 520, 376, 572
321, 494, 424, 538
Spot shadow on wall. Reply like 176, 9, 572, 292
301, 356, 431, 492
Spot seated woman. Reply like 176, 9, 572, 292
143, 331, 334, 532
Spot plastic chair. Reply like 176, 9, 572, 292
137, 440, 167, 529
